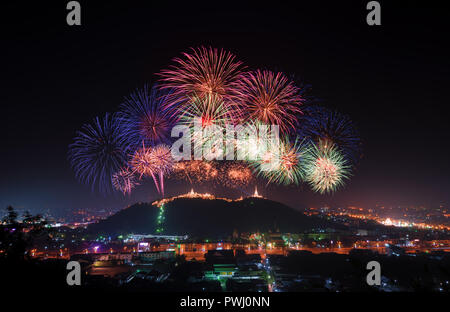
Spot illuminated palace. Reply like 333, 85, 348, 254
152, 186, 263, 208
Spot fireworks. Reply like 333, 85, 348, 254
180, 93, 233, 128
298, 106, 362, 165
151, 144, 174, 174
119, 85, 175, 148
172, 160, 219, 184
130, 144, 161, 194
251, 136, 309, 185
172, 160, 253, 188
234, 70, 304, 134
179, 93, 243, 160
171, 161, 193, 183
220, 162, 254, 188
130, 144, 174, 197
150, 144, 174, 197
130, 144, 156, 178
68, 113, 131, 194
159, 46, 244, 111
303, 140, 351, 194
232, 120, 278, 162
69, 47, 360, 197
112, 168, 138, 195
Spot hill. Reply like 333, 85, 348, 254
87, 196, 348, 238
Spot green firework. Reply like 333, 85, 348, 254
303, 139, 351, 194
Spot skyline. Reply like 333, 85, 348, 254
2, 2, 450, 216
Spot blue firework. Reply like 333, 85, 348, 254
118, 84, 176, 148
298, 105, 362, 165
68, 113, 132, 194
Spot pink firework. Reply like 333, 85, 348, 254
130, 144, 156, 178
234, 70, 303, 134
159, 46, 245, 119
112, 168, 138, 195
130, 144, 161, 194
149, 144, 174, 197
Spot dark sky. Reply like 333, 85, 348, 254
1, 1, 449, 217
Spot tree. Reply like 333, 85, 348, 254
0, 206, 50, 261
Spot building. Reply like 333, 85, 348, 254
205, 249, 237, 279
135, 250, 176, 263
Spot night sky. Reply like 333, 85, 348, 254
2, 1, 449, 217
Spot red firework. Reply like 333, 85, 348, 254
234, 70, 303, 134
159, 46, 245, 118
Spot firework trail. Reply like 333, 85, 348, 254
130, 144, 161, 194
233, 70, 304, 134
118, 85, 176, 148
303, 139, 351, 194
68, 113, 131, 194
159, 46, 245, 118
150, 144, 174, 197
298, 105, 362, 165
130, 144, 174, 197
112, 167, 138, 195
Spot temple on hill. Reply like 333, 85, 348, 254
152, 186, 264, 208
251, 186, 262, 198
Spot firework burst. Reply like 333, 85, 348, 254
180, 93, 232, 128
234, 70, 304, 134
150, 145, 174, 174
232, 120, 279, 162
177, 93, 233, 159
68, 113, 131, 194
130, 144, 173, 197
250, 136, 309, 185
298, 106, 362, 165
304, 139, 351, 194
172, 160, 219, 184
150, 144, 174, 197
130, 144, 156, 178
112, 168, 138, 195
119, 85, 176, 148
220, 162, 254, 188
159, 46, 244, 107
130, 144, 161, 193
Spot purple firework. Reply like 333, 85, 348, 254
118, 84, 176, 148
68, 113, 132, 194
